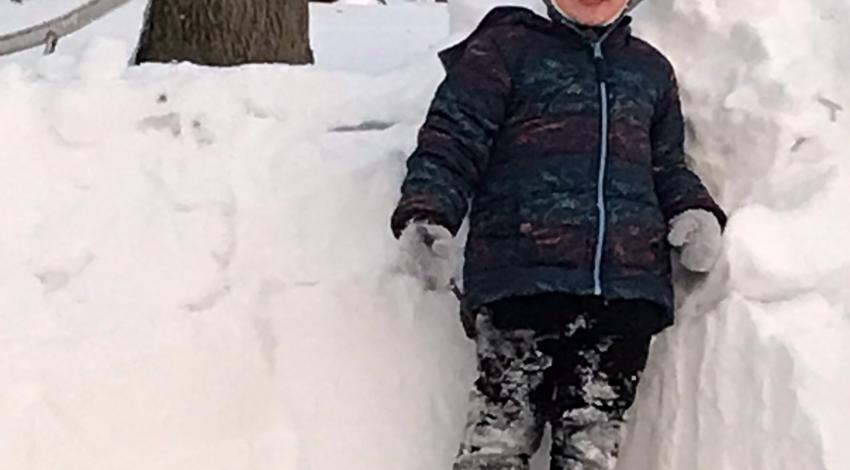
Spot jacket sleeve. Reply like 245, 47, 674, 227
651, 74, 728, 230
390, 27, 511, 238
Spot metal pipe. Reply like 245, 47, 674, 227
0, 0, 134, 57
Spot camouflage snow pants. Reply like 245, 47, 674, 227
453, 301, 653, 470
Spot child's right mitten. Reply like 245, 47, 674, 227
398, 220, 456, 291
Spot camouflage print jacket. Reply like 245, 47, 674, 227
390, 6, 727, 332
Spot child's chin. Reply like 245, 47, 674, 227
572, 13, 613, 26
577, 18, 607, 26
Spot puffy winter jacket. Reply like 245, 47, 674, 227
390, 6, 726, 332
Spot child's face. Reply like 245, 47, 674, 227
554, 0, 629, 26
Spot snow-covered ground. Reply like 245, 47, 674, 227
0, 1, 848, 470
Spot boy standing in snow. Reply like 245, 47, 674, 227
391, 0, 726, 468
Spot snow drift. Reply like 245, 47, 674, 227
0, 1, 848, 470
619, 1, 850, 469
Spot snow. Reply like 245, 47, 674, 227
447, 0, 544, 35
0, 0, 92, 32
0, 1, 848, 470
618, 2, 850, 469
311, 1, 449, 74
0, 0, 148, 63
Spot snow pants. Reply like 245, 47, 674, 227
453, 296, 654, 470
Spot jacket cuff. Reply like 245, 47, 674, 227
390, 207, 453, 239
671, 205, 728, 232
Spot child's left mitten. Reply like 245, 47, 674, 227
668, 209, 723, 273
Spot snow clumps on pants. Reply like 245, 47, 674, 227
453, 309, 651, 470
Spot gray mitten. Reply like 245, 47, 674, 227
398, 221, 455, 291
668, 209, 723, 273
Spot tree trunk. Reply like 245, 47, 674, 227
134, 0, 313, 66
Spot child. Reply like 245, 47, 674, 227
391, 0, 727, 468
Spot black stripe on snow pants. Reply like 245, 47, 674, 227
453, 305, 652, 470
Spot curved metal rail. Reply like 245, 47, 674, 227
0, 0, 134, 57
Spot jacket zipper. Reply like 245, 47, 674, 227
592, 41, 609, 296
550, 14, 624, 297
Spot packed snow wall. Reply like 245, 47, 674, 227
0, 49, 473, 470
0, 3, 467, 469
617, 1, 850, 469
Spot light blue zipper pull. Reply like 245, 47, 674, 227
592, 41, 608, 82
593, 41, 604, 59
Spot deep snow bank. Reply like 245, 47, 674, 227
619, 2, 850, 469
0, 43, 474, 469
1, 4, 467, 469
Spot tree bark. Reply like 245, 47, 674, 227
134, 0, 313, 66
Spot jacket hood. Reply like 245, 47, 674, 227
438, 6, 634, 71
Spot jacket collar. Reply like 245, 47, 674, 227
542, 1, 633, 50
